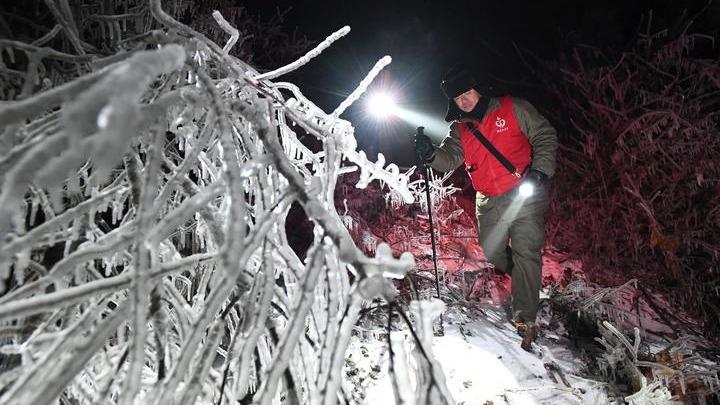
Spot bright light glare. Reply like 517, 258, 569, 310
367, 93, 397, 118
518, 182, 534, 198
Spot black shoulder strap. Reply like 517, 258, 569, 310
465, 122, 521, 178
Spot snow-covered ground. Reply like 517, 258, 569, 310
338, 245, 720, 405
346, 301, 613, 405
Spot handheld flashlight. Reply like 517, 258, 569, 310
518, 181, 534, 198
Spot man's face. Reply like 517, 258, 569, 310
453, 89, 481, 112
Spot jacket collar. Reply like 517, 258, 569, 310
452, 97, 500, 123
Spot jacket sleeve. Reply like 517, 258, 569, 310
428, 122, 465, 172
513, 98, 558, 177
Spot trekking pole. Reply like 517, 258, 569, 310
415, 126, 444, 336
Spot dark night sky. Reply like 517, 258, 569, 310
243, 0, 718, 165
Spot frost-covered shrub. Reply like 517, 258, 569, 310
0, 1, 454, 404
539, 17, 720, 338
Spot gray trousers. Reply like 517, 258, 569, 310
475, 185, 549, 323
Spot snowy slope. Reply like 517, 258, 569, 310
346, 302, 613, 405
339, 174, 616, 404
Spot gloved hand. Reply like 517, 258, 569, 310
524, 168, 549, 187
414, 133, 435, 163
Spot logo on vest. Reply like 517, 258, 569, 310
495, 116, 509, 132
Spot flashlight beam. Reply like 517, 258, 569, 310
393, 107, 449, 138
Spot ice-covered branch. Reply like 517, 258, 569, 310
212, 10, 240, 55
254, 26, 351, 81
0, 253, 214, 321
332, 55, 392, 117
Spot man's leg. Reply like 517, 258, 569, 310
476, 193, 511, 274
508, 189, 549, 324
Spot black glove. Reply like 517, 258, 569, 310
414, 133, 435, 163
524, 168, 549, 187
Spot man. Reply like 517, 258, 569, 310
415, 66, 557, 350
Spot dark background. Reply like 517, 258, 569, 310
242, 0, 718, 166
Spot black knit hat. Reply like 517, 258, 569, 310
441, 65, 479, 122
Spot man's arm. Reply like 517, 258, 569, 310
513, 98, 558, 177
429, 122, 465, 172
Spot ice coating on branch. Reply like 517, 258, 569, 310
62, 44, 185, 152
282, 86, 415, 203
37, 44, 185, 192
368, 243, 414, 279
390, 332, 417, 403
332, 55, 392, 117
402, 299, 456, 404
211, 10, 239, 54
254, 26, 351, 81
413, 169, 459, 211
555, 278, 720, 401
625, 377, 673, 405
0, 44, 186, 281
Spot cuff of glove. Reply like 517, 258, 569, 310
528, 168, 549, 184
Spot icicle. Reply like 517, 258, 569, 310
678, 372, 687, 395
361, 231, 376, 253
195, 218, 207, 251
179, 231, 186, 251
342, 215, 355, 232
10, 205, 25, 234
29, 200, 39, 226
13, 250, 30, 286
112, 199, 122, 225
106, 253, 117, 276
82, 171, 92, 197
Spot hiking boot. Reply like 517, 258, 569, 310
514, 321, 528, 337
521, 325, 538, 351
514, 321, 538, 351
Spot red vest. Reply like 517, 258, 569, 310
458, 96, 531, 196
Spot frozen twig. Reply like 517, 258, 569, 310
332, 55, 392, 117
254, 26, 350, 81
211, 10, 240, 55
